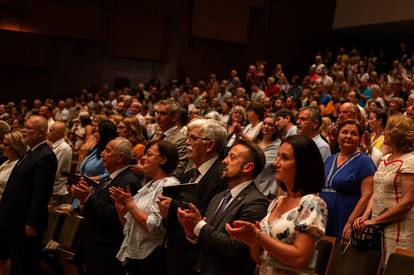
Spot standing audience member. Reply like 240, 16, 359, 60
72, 137, 139, 275
158, 118, 227, 275
297, 106, 331, 161
177, 140, 269, 275
117, 116, 147, 160
275, 109, 297, 140
47, 121, 73, 206
79, 120, 117, 179
254, 115, 281, 197
355, 115, 414, 263
0, 131, 26, 199
0, 116, 57, 275
111, 140, 179, 275
154, 98, 188, 177
242, 103, 265, 141
320, 119, 376, 240
227, 135, 327, 275
0, 121, 11, 165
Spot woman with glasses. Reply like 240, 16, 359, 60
110, 140, 179, 275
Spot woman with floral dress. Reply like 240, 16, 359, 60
226, 135, 327, 275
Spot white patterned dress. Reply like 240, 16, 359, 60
259, 194, 327, 275
372, 153, 414, 262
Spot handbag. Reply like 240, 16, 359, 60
350, 224, 384, 251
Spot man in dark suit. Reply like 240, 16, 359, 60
154, 98, 188, 177
72, 137, 139, 275
158, 118, 228, 275
0, 115, 57, 275
178, 139, 269, 275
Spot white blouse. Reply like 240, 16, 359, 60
0, 159, 18, 199
116, 176, 179, 262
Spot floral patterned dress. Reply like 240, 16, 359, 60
259, 194, 328, 275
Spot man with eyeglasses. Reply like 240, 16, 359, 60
158, 118, 227, 275
154, 98, 188, 177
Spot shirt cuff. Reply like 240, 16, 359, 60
194, 220, 207, 237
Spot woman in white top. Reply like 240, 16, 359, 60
110, 140, 179, 275
0, 131, 27, 199
242, 102, 265, 141
0, 131, 26, 275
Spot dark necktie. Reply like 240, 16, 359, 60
189, 169, 201, 183
214, 190, 232, 216
97, 175, 112, 192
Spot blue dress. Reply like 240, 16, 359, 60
320, 152, 376, 240
79, 147, 108, 178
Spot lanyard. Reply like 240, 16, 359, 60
325, 152, 361, 188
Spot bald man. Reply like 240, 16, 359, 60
48, 121, 72, 206
0, 115, 57, 275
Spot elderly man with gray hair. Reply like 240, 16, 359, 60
72, 137, 140, 275
158, 118, 228, 275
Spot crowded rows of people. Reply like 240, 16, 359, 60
0, 43, 413, 275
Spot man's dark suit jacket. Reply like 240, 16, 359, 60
196, 182, 269, 275
80, 168, 139, 275
0, 142, 57, 235
165, 158, 226, 275
0, 142, 57, 275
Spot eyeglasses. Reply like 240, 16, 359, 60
186, 134, 211, 142
155, 111, 170, 116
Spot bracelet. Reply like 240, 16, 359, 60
255, 230, 263, 241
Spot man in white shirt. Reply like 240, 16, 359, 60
297, 107, 331, 161
177, 140, 269, 275
47, 121, 72, 206
129, 100, 146, 126
54, 100, 70, 123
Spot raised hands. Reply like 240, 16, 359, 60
177, 203, 203, 239
226, 220, 261, 247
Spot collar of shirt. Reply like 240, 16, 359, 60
229, 180, 251, 199
162, 125, 178, 136
29, 140, 48, 152
196, 156, 218, 180
108, 166, 130, 181
50, 138, 66, 149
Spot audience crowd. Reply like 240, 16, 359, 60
0, 43, 414, 274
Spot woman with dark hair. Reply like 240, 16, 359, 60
320, 119, 376, 240
110, 140, 179, 275
79, 119, 118, 178
368, 108, 388, 153
254, 116, 282, 197
227, 135, 327, 274
117, 116, 147, 160
242, 103, 265, 141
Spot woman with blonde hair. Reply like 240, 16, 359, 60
355, 115, 414, 262
0, 131, 26, 199
117, 116, 147, 160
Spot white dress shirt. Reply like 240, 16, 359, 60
50, 138, 72, 195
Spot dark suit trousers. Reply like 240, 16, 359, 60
9, 233, 42, 275
126, 246, 166, 275
166, 237, 196, 275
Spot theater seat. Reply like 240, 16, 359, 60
383, 249, 414, 275
314, 236, 336, 275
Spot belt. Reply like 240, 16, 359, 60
322, 188, 336, 193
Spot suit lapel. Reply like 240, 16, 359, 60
209, 182, 254, 228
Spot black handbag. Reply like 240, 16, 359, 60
350, 225, 384, 251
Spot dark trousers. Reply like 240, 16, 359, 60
166, 237, 196, 275
9, 234, 43, 275
126, 246, 166, 275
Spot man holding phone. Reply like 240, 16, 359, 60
72, 137, 139, 275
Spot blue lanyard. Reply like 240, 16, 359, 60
325, 152, 361, 188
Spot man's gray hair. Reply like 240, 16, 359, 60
299, 106, 322, 127
188, 118, 227, 151
158, 98, 181, 114
113, 137, 134, 165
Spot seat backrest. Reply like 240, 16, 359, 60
314, 236, 336, 275
383, 253, 414, 275
57, 214, 84, 250
43, 210, 66, 243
